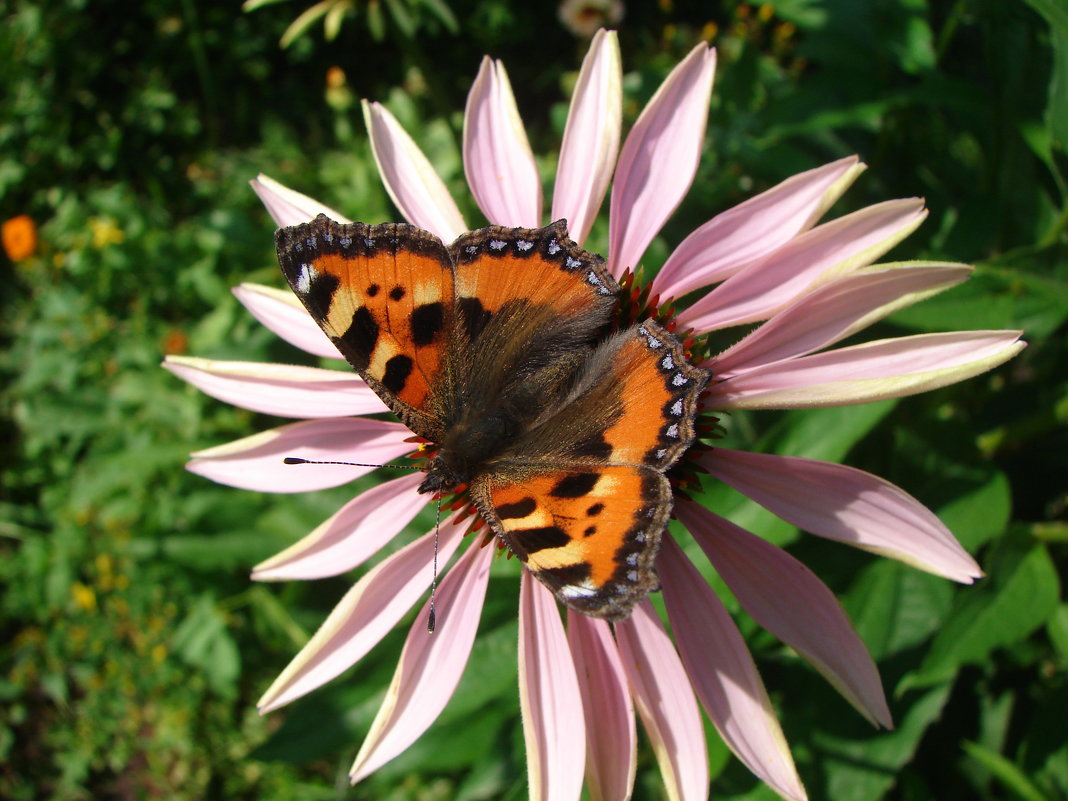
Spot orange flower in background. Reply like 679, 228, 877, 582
3, 215, 38, 262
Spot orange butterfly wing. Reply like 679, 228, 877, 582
276, 216, 454, 440
472, 321, 708, 620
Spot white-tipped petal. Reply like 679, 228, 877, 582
607, 43, 716, 277
164, 356, 386, 418
615, 600, 709, 801
659, 538, 807, 801
679, 198, 928, 333
362, 100, 467, 242
653, 156, 866, 299
552, 29, 622, 246
233, 284, 342, 360
706, 330, 1026, 409
257, 514, 467, 712
253, 473, 425, 581
697, 448, 984, 582
187, 418, 410, 493
519, 574, 585, 801
463, 58, 542, 228
677, 501, 892, 728
567, 611, 636, 801
350, 539, 494, 782
711, 263, 973, 377
251, 174, 351, 227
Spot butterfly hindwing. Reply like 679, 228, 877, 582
473, 320, 709, 620
276, 215, 454, 441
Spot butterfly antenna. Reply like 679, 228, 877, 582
283, 457, 421, 470
427, 494, 441, 634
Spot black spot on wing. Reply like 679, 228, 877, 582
497, 497, 536, 519
381, 354, 413, 394
586, 502, 604, 516
458, 297, 492, 341
410, 302, 444, 347
539, 562, 592, 586
366, 283, 379, 297
567, 432, 612, 461
343, 305, 378, 369
550, 472, 599, 498
516, 526, 570, 554
389, 285, 405, 301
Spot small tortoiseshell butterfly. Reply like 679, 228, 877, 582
276, 215, 709, 620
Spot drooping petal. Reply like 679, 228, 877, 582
463, 57, 542, 228
250, 174, 351, 227
566, 611, 636, 801
676, 501, 892, 728
678, 198, 928, 333
652, 156, 866, 299
658, 538, 807, 801
164, 356, 387, 419
551, 29, 622, 246
614, 599, 709, 801
519, 574, 585, 801
697, 448, 983, 581
710, 263, 973, 377
705, 330, 1026, 409
187, 418, 411, 493
233, 284, 342, 360
253, 472, 425, 581
362, 100, 467, 242
257, 514, 467, 712
349, 538, 494, 782
607, 43, 716, 277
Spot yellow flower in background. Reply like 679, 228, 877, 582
2, 215, 38, 262
89, 216, 125, 249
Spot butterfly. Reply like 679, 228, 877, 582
276, 215, 709, 620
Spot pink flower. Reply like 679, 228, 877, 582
165, 30, 1024, 801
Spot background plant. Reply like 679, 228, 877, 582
1, 1, 1065, 799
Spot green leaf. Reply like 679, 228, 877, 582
936, 468, 1012, 552
962, 740, 1052, 801
815, 684, 954, 801
901, 534, 1060, 689
171, 594, 241, 697
843, 559, 954, 662
1046, 603, 1068, 661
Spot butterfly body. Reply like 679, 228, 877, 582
277, 215, 708, 620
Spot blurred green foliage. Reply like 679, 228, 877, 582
1, 0, 1066, 799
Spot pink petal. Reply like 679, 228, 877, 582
652, 156, 865, 299
187, 418, 411, 493
551, 29, 622, 246
566, 611, 636, 801
519, 574, 585, 801
362, 100, 467, 242
463, 57, 542, 228
697, 448, 983, 582
250, 174, 351, 227
350, 538, 495, 782
614, 599, 709, 801
253, 472, 425, 580
607, 43, 716, 277
705, 330, 1026, 409
711, 264, 973, 377
658, 538, 807, 801
233, 283, 342, 360
676, 501, 892, 728
257, 514, 468, 712
678, 199, 927, 333
164, 356, 387, 419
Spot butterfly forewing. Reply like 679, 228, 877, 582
276, 216, 454, 441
